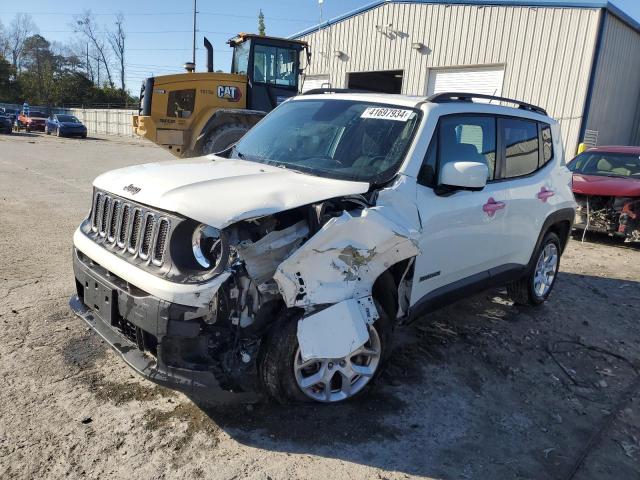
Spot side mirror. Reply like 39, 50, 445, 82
439, 161, 488, 192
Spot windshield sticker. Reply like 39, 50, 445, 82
361, 107, 414, 121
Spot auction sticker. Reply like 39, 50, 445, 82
361, 107, 414, 121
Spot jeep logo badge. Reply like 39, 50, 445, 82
217, 85, 242, 102
123, 184, 141, 195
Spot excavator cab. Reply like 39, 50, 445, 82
133, 33, 310, 158
229, 34, 310, 111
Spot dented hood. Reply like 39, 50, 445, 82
93, 157, 369, 228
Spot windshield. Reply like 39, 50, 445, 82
568, 152, 640, 179
232, 40, 250, 75
230, 99, 421, 183
57, 115, 80, 123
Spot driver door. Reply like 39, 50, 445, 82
411, 114, 512, 306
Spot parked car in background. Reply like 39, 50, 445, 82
16, 110, 48, 132
568, 146, 640, 242
0, 114, 12, 134
0, 107, 18, 125
46, 114, 87, 138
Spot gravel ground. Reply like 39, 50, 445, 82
1, 131, 639, 480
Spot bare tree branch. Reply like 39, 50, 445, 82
73, 10, 114, 88
7, 13, 37, 75
107, 13, 126, 92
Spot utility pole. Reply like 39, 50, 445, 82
192, 0, 197, 67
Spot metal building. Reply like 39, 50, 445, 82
292, 0, 640, 156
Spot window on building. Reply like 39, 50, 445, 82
438, 115, 497, 181
502, 118, 539, 177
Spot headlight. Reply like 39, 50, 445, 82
192, 224, 229, 272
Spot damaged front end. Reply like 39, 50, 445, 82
574, 194, 640, 242
71, 185, 420, 401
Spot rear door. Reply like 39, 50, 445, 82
497, 118, 556, 266
411, 114, 512, 303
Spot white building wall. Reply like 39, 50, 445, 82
298, 3, 603, 156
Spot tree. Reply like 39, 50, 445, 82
74, 11, 114, 88
107, 13, 126, 92
258, 10, 266, 36
7, 13, 37, 74
0, 21, 10, 59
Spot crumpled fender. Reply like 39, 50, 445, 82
274, 177, 421, 307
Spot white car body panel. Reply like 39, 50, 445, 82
93, 157, 369, 229
297, 298, 376, 361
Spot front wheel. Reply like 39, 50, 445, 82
259, 308, 391, 404
507, 231, 561, 305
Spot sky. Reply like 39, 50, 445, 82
1, 0, 639, 94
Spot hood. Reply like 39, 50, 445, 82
93, 157, 369, 228
572, 173, 640, 197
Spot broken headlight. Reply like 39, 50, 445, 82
192, 224, 229, 273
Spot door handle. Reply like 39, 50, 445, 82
483, 197, 506, 217
537, 187, 555, 202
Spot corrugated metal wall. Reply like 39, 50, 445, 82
585, 14, 640, 147
299, 3, 603, 155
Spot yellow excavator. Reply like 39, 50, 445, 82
133, 33, 310, 157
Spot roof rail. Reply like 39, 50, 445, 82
302, 88, 371, 95
427, 92, 548, 116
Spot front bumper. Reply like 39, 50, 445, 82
60, 127, 87, 136
70, 247, 255, 403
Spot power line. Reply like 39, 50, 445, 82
0, 10, 315, 22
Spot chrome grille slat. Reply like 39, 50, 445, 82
108, 201, 121, 243
153, 219, 169, 265
90, 190, 171, 266
128, 208, 143, 254
99, 196, 110, 237
139, 214, 156, 260
117, 204, 131, 248
91, 193, 103, 231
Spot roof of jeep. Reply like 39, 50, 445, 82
299, 93, 429, 108
295, 92, 555, 122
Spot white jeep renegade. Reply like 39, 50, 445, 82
70, 92, 576, 404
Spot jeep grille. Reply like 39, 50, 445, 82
89, 190, 171, 266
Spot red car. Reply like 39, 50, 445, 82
16, 110, 48, 132
567, 146, 640, 242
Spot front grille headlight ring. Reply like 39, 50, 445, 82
192, 224, 229, 274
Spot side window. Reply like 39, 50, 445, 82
540, 123, 553, 166
502, 118, 539, 178
439, 115, 496, 181
166, 89, 195, 118
417, 136, 437, 186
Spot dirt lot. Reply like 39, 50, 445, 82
1, 131, 639, 480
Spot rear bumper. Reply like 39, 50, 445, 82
70, 247, 255, 403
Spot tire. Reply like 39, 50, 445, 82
507, 231, 561, 306
259, 306, 392, 404
81, 133, 87, 139
200, 123, 249, 155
